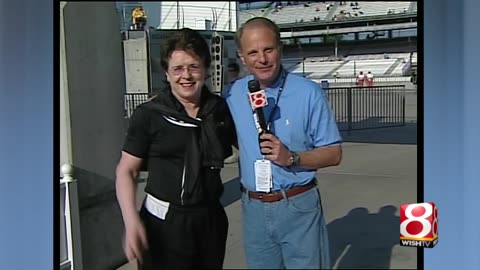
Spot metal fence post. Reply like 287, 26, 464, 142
347, 87, 352, 135
302, 57, 305, 77
402, 86, 406, 125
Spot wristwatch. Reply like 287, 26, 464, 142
289, 151, 301, 167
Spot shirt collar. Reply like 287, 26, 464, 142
265, 66, 286, 90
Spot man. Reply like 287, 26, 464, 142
131, 6, 147, 30
224, 62, 241, 164
366, 71, 374, 87
224, 17, 342, 269
356, 71, 365, 86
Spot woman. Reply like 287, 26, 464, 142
115, 28, 236, 269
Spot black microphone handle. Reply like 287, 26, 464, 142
255, 107, 272, 147
255, 107, 268, 132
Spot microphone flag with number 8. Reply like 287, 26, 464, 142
248, 90, 268, 109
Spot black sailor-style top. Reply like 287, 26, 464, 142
123, 86, 236, 206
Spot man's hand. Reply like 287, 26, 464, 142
259, 133, 342, 170
259, 133, 291, 166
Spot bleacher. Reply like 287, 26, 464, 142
282, 52, 417, 79
239, 2, 337, 25
267, 2, 331, 24
332, 1, 411, 20
239, 8, 266, 23
409, 1, 417, 12
337, 59, 396, 76
239, 1, 415, 25
287, 59, 344, 77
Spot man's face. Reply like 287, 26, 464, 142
238, 25, 281, 88
165, 50, 206, 102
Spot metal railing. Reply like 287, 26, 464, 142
325, 85, 406, 133
315, 76, 411, 85
124, 93, 152, 118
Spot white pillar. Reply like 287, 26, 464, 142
60, 1, 73, 170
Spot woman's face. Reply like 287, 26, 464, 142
165, 50, 206, 103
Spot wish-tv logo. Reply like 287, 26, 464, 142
400, 202, 438, 248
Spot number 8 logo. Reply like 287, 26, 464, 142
249, 91, 267, 109
400, 203, 432, 238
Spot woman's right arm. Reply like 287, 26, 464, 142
115, 151, 148, 263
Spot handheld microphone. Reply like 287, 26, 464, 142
248, 80, 268, 134
248, 80, 272, 154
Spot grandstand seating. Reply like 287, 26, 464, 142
337, 59, 396, 76
287, 59, 344, 77
239, 1, 415, 25
335, 1, 411, 19
409, 1, 417, 12
267, 2, 331, 24
239, 8, 265, 22
239, 2, 336, 24
282, 52, 417, 79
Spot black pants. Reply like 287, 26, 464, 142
138, 201, 228, 270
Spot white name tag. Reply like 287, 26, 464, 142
254, 159, 272, 192
145, 194, 170, 220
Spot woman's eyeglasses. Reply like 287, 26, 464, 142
169, 64, 203, 76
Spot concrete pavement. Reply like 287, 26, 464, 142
119, 121, 418, 269
221, 126, 418, 269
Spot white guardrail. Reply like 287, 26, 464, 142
60, 164, 83, 270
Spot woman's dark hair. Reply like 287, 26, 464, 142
160, 28, 211, 70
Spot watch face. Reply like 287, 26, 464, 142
294, 153, 300, 165
291, 151, 300, 166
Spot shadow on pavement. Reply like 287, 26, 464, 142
328, 205, 399, 269
340, 122, 417, 145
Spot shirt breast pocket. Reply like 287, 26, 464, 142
276, 118, 309, 151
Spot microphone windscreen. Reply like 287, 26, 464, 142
248, 80, 260, 93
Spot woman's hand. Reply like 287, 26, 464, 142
123, 214, 149, 264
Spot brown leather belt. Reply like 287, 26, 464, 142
240, 181, 316, 203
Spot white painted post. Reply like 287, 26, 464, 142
61, 163, 74, 182
61, 164, 83, 270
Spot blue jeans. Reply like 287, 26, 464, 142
241, 187, 330, 269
